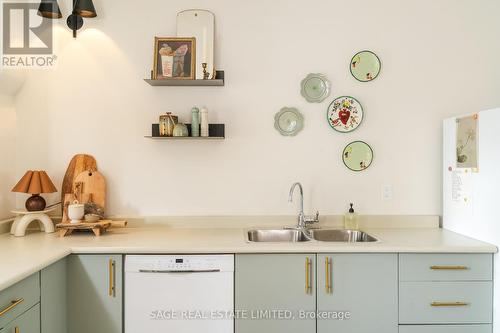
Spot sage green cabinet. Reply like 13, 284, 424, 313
41, 258, 67, 333
235, 254, 316, 333
317, 254, 398, 333
0, 304, 40, 333
67, 255, 122, 333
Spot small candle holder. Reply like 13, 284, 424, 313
202, 63, 210, 80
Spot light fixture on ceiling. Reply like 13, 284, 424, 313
37, 0, 98, 38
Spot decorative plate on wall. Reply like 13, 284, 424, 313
300, 73, 331, 103
274, 107, 304, 136
342, 141, 374, 171
350, 50, 381, 82
327, 96, 364, 133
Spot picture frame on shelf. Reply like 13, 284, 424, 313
153, 37, 196, 80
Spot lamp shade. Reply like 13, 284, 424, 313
11, 171, 57, 194
74, 0, 97, 18
37, 0, 62, 19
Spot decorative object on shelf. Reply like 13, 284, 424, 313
84, 213, 100, 223
191, 107, 200, 137
10, 207, 56, 237
56, 219, 127, 237
68, 200, 85, 224
38, 0, 98, 38
11, 170, 57, 211
159, 112, 178, 137
350, 50, 381, 82
149, 123, 225, 139
200, 107, 209, 137
61, 154, 97, 216
173, 123, 189, 137
145, 70, 225, 86
274, 107, 304, 136
153, 37, 196, 80
300, 73, 331, 103
327, 96, 364, 133
177, 9, 215, 80
342, 141, 374, 172
202, 63, 210, 80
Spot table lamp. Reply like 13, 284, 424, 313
11, 171, 57, 211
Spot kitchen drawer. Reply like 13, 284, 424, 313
399, 325, 492, 333
0, 273, 40, 329
399, 281, 492, 324
0, 303, 40, 333
399, 254, 492, 281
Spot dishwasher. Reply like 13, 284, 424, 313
125, 255, 234, 333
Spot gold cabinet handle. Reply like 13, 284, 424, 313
15, 327, 20, 333
305, 257, 312, 294
325, 257, 332, 294
431, 301, 469, 307
109, 259, 116, 297
430, 266, 469, 270
0, 298, 23, 317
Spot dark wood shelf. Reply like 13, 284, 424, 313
147, 123, 225, 140
144, 71, 225, 87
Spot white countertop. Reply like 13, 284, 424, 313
0, 225, 496, 292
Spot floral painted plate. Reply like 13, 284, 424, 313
350, 50, 381, 82
274, 107, 304, 136
300, 73, 331, 103
327, 96, 363, 133
342, 141, 374, 171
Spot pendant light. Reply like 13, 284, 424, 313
37, 0, 62, 19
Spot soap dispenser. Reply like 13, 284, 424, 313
344, 203, 358, 230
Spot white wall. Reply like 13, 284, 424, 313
14, 0, 500, 216
0, 94, 16, 219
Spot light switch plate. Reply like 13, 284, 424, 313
382, 185, 393, 201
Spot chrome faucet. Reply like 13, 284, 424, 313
288, 182, 320, 229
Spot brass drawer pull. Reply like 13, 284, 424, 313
109, 259, 116, 297
325, 257, 332, 294
0, 298, 24, 317
15, 327, 20, 333
305, 257, 312, 294
431, 301, 469, 307
430, 265, 469, 270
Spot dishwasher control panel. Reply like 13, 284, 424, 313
125, 255, 234, 272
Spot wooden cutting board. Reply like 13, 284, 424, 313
61, 154, 97, 215
73, 170, 106, 213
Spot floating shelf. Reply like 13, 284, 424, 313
146, 123, 225, 140
144, 71, 225, 87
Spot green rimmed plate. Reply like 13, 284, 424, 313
300, 73, 331, 103
274, 107, 304, 136
350, 50, 381, 82
342, 141, 374, 171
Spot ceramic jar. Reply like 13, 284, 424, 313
173, 123, 189, 137
191, 107, 200, 137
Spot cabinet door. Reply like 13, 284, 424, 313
41, 258, 67, 333
67, 255, 122, 333
0, 303, 40, 333
317, 254, 398, 333
235, 254, 316, 333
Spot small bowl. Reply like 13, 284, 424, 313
84, 214, 100, 223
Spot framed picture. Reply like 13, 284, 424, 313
153, 37, 196, 80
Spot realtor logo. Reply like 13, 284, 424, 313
2, 2, 56, 67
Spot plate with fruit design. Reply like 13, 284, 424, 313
327, 96, 363, 133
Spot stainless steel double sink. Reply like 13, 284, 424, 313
247, 228, 378, 243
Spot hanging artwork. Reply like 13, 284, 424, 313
153, 37, 196, 80
456, 114, 478, 169
327, 96, 364, 133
